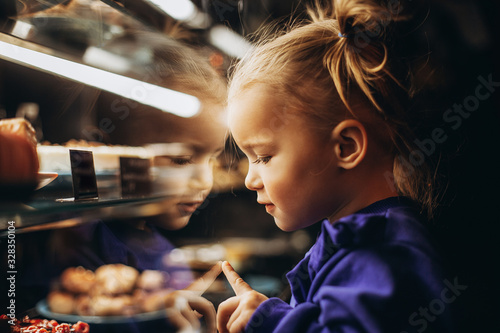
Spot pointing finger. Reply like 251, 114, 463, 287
222, 261, 252, 296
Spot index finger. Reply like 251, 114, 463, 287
222, 261, 252, 296
185, 261, 223, 296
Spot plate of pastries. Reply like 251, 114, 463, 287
37, 264, 178, 324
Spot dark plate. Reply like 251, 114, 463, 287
0, 173, 57, 201
36, 299, 184, 333
35, 299, 168, 325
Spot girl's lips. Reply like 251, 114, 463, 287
258, 200, 275, 214
264, 204, 275, 214
177, 202, 202, 216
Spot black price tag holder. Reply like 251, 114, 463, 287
57, 149, 99, 202
119, 156, 152, 197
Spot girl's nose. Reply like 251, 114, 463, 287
245, 164, 263, 191
189, 163, 213, 192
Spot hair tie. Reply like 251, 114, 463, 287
338, 32, 349, 38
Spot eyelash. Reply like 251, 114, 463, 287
252, 156, 271, 165
170, 157, 193, 166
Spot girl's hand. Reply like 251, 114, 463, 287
155, 262, 223, 333
163, 290, 216, 333
217, 261, 268, 333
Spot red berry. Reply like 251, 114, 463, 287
71, 321, 90, 333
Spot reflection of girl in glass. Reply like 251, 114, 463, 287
17, 29, 227, 332
53, 28, 228, 277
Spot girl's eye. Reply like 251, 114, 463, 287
170, 157, 193, 166
252, 156, 271, 165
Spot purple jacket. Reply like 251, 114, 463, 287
245, 197, 457, 333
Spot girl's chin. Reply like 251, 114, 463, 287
274, 216, 316, 232
150, 214, 191, 230
274, 218, 299, 232
170, 216, 191, 230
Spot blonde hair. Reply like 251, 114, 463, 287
229, 0, 438, 217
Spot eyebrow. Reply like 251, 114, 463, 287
228, 133, 274, 152
239, 141, 274, 151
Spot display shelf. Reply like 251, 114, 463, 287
0, 192, 173, 235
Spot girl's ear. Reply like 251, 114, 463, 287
331, 119, 368, 170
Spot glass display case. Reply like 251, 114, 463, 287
0, 1, 317, 332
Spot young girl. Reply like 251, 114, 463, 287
217, 0, 455, 332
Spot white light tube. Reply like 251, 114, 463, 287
208, 25, 253, 59
148, 0, 196, 21
0, 40, 201, 118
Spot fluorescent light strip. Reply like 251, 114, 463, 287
0, 40, 201, 118
148, 0, 196, 21
208, 25, 253, 59
83, 46, 132, 74
147, 0, 211, 29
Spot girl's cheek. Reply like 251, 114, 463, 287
188, 162, 214, 191
154, 165, 194, 195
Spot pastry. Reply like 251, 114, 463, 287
46, 291, 76, 315
136, 270, 167, 291
89, 295, 134, 316
94, 264, 139, 295
0, 118, 39, 184
60, 266, 95, 294
138, 289, 173, 313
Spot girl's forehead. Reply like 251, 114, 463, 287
229, 85, 284, 116
228, 91, 266, 131
229, 91, 300, 137
229, 89, 311, 149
